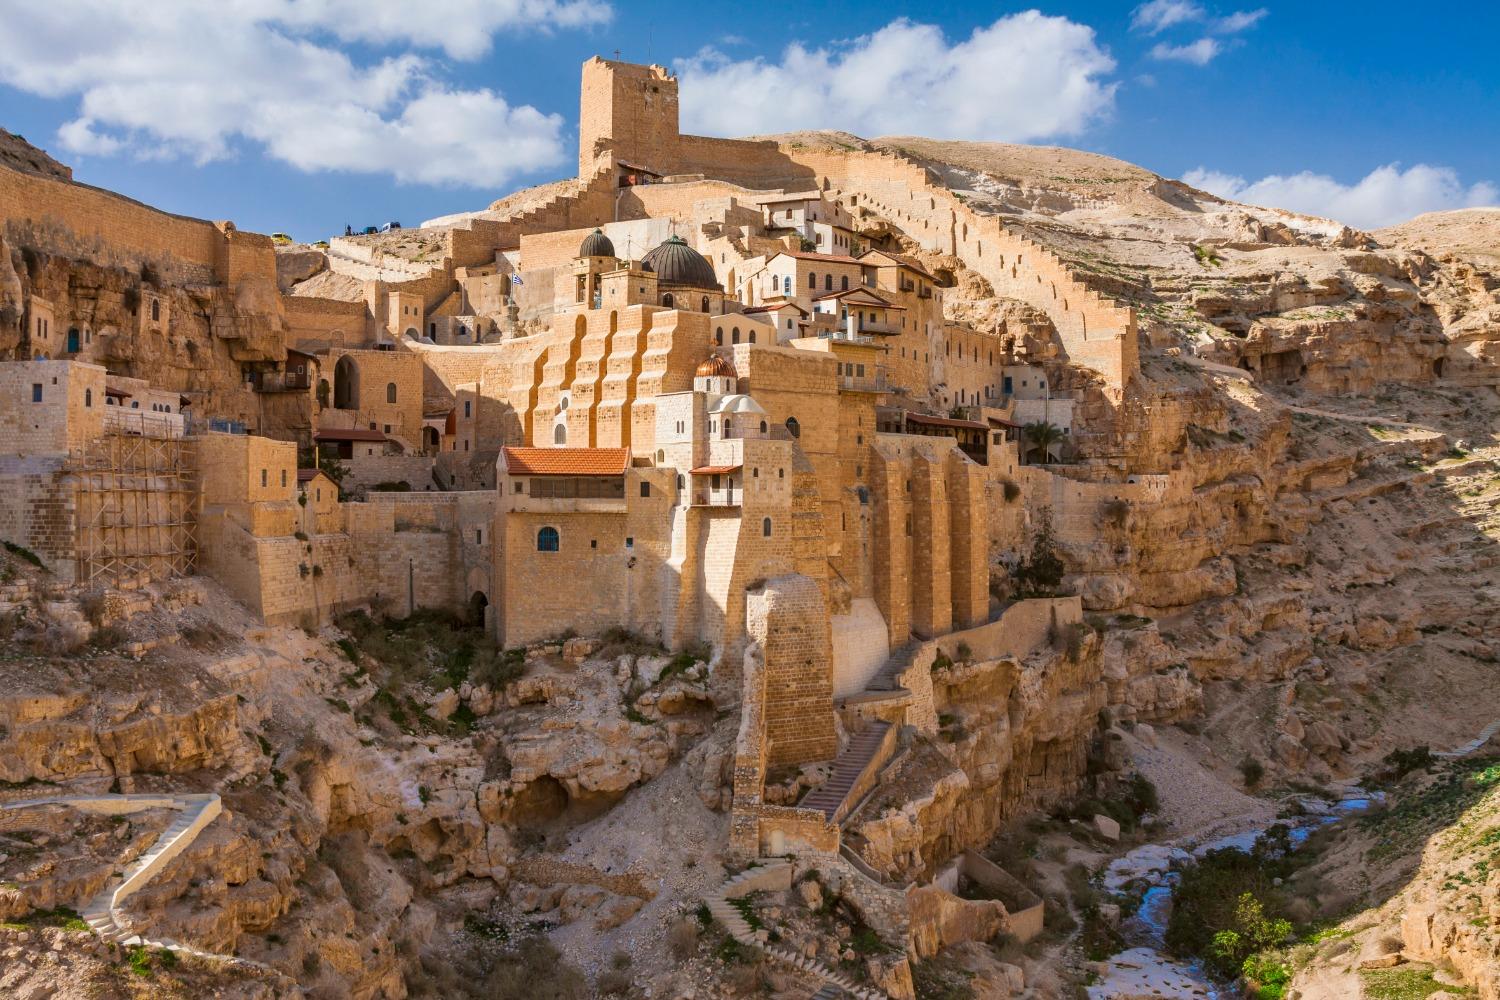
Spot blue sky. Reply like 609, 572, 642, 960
1, 1, 1495, 240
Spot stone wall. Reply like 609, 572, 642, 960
0, 163, 224, 284
746, 574, 837, 766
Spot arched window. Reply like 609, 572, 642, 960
716, 329, 723, 345
333, 356, 358, 410
701, 296, 710, 312
732, 327, 740, 344
85, 388, 92, 407
662, 293, 674, 308
759, 420, 767, 433
824, 274, 832, 291
762, 517, 772, 537
537, 527, 560, 552
151, 300, 160, 322
553, 423, 567, 445
808, 272, 816, 289
782, 276, 791, 294
748, 331, 756, 343
386, 382, 397, 403
841, 275, 849, 290
785, 416, 800, 438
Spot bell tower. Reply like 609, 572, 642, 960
578, 57, 680, 177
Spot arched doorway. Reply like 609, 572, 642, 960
333, 356, 359, 409
423, 426, 440, 453
468, 591, 489, 626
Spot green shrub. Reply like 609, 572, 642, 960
1240, 756, 1266, 788
2, 541, 44, 568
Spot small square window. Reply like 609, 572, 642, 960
625, 537, 634, 549
591, 539, 598, 549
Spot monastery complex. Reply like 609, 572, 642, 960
26, 55, 1500, 998
0, 61, 1170, 857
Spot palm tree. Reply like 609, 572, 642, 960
1023, 421, 1063, 465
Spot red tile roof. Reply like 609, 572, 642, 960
771, 250, 866, 266
743, 302, 809, 316
859, 249, 937, 281
811, 287, 905, 309
296, 468, 322, 483
502, 446, 629, 476
315, 428, 386, 442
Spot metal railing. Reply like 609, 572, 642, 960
103, 408, 186, 439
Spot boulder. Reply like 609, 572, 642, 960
1093, 814, 1121, 841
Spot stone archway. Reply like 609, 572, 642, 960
333, 355, 359, 409
468, 590, 489, 626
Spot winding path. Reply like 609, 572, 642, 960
0, 792, 281, 979
1434, 719, 1500, 759
705, 863, 888, 1000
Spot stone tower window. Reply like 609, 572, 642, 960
386, 382, 397, 403
85, 388, 92, 407
537, 527, 560, 552
151, 299, 160, 322
785, 417, 799, 439
554, 424, 567, 445
762, 518, 772, 537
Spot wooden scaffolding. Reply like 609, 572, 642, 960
68, 430, 197, 585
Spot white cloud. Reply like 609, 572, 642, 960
675, 13, 1117, 142
55, 117, 121, 156
1132, 1, 1204, 34
1183, 163, 1500, 229
1214, 8, 1267, 32
0, 1, 607, 186
1150, 38, 1221, 64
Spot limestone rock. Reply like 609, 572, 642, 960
1093, 814, 1121, 841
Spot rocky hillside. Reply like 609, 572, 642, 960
0, 128, 71, 183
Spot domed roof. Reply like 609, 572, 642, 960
696, 354, 737, 379
642, 235, 719, 289
709, 394, 766, 415
579, 228, 615, 258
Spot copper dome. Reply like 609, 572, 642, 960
695, 354, 738, 379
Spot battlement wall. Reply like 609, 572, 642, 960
0, 164, 254, 286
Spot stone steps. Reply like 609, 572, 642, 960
800, 722, 893, 821
1434, 719, 1500, 759
705, 865, 888, 1000
1, 792, 227, 957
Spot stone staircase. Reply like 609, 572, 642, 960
705, 863, 887, 1000
1435, 719, 1500, 759
0, 793, 271, 970
799, 722, 893, 822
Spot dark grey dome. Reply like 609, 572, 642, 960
641, 235, 718, 289
579, 228, 615, 258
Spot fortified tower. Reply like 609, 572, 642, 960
578, 57, 680, 177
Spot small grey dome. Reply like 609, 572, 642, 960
579, 228, 615, 258
641, 235, 719, 290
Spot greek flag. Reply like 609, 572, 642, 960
510, 273, 524, 286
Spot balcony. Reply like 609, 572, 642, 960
692, 488, 741, 507
104, 408, 185, 439
253, 371, 311, 393
853, 319, 902, 336
839, 373, 890, 394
